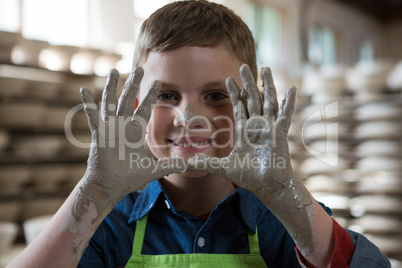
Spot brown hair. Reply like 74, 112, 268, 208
133, 0, 257, 80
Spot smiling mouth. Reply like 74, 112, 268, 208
167, 138, 215, 148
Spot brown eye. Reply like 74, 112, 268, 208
158, 92, 177, 101
206, 92, 227, 101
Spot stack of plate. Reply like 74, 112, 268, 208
38, 45, 80, 72
21, 198, 64, 221
295, 97, 357, 228
0, 165, 31, 196
11, 38, 49, 67
345, 61, 392, 101
31, 164, 69, 194
0, 202, 22, 223
64, 133, 91, 159
301, 65, 347, 103
353, 103, 402, 174
0, 103, 45, 129
350, 99, 402, 260
40, 106, 71, 131
299, 102, 354, 176
12, 135, 66, 161
0, 31, 21, 64
305, 174, 354, 223
387, 59, 402, 92
0, 75, 27, 98
62, 164, 87, 191
0, 130, 10, 156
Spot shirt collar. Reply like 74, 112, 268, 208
128, 180, 165, 224
128, 180, 263, 234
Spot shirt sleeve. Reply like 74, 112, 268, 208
346, 229, 391, 267
295, 218, 354, 268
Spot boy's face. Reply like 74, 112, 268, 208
140, 46, 242, 165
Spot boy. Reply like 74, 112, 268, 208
8, 1, 390, 267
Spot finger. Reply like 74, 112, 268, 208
226, 76, 241, 104
134, 80, 160, 122
226, 78, 247, 144
101, 69, 119, 121
226, 77, 247, 122
240, 64, 262, 117
80, 87, 99, 133
261, 67, 279, 122
277, 87, 297, 131
117, 67, 144, 117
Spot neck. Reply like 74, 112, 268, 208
160, 173, 235, 217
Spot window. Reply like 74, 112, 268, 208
244, 1, 282, 67
308, 26, 336, 65
133, 0, 171, 20
22, 0, 89, 46
358, 41, 375, 62
0, 0, 20, 32
0, 0, 89, 47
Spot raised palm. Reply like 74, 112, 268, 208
188, 65, 296, 200
80, 68, 184, 201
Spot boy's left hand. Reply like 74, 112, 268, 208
188, 64, 302, 204
188, 64, 324, 258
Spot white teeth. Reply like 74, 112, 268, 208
172, 140, 212, 147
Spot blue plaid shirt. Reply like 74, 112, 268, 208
79, 180, 390, 267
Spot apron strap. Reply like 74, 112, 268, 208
248, 226, 260, 255
132, 214, 148, 255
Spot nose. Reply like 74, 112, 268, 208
173, 101, 208, 130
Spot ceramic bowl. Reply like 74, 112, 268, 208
23, 215, 53, 244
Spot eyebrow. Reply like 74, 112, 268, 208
160, 80, 227, 91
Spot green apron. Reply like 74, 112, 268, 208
125, 214, 267, 267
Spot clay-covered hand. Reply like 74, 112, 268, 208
188, 64, 317, 254
188, 64, 308, 206
77, 68, 184, 217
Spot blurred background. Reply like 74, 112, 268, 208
0, 0, 401, 266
